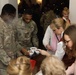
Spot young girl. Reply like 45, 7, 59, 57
63, 25, 76, 75
40, 17, 70, 60
43, 17, 67, 55
62, 7, 69, 21
36, 55, 66, 75
41, 55, 66, 75
7, 56, 32, 75
61, 7, 71, 29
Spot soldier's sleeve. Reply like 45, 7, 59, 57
31, 21, 39, 48
0, 49, 11, 65
16, 41, 23, 51
0, 26, 11, 65
40, 14, 45, 28
13, 20, 23, 51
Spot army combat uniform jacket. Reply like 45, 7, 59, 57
0, 17, 22, 69
15, 18, 39, 50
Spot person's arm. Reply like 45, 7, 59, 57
40, 14, 45, 28
66, 61, 75, 75
40, 42, 65, 57
31, 21, 39, 48
0, 25, 11, 65
13, 20, 29, 55
15, 41, 29, 55
43, 26, 53, 50
21, 48, 29, 55
55, 41, 65, 60
0, 49, 11, 65
39, 50, 50, 56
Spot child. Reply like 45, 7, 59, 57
40, 18, 70, 59
36, 55, 66, 75
43, 18, 67, 55
63, 25, 76, 75
62, 7, 71, 29
7, 56, 32, 75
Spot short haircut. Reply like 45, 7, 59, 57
1, 4, 16, 15
23, 9, 33, 15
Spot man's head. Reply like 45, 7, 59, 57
22, 9, 32, 23
1, 4, 16, 23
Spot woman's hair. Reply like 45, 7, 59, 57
50, 18, 67, 30
7, 56, 32, 75
63, 25, 76, 58
41, 55, 66, 75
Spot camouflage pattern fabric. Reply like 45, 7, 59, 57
15, 18, 39, 50
0, 17, 22, 70
40, 10, 56, 32
0, 69, 8, 75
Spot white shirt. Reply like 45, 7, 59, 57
43, 25, 53, 47
55, 41, 65, 60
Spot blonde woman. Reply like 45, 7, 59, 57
7, 56, 32, 75
36, 55, 66, 75
43, 17, 66, 55
41, 18, 70, 60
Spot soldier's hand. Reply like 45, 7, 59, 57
22, 48, 30, 56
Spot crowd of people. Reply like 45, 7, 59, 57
0, 1, 76, 75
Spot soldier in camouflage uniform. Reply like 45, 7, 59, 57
0, 4, 28, 75
40, 10, 56, 33
15, 9, 39, 50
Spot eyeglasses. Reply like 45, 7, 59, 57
64, 40, 71, 44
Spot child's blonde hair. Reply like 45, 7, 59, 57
62, 7, 69, 15
41, 55, 66, 75
51, 18, 66, 30
51, 17, 70, 30
7, 56, 32, 75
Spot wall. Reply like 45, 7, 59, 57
0, 0, 9, 14
69, 0, 76, 24
0, 0, 18, 18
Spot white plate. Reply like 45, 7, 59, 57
30, 47, 37, 52
29, 50, 34, 56
35, 49, 40, 54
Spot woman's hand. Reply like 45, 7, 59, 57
39, 49, 50, 56
46, 45, 53, 51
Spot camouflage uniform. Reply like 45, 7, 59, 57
15, 18, 39, 50
40, 10, 56, 33
0, 17, 22, 75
